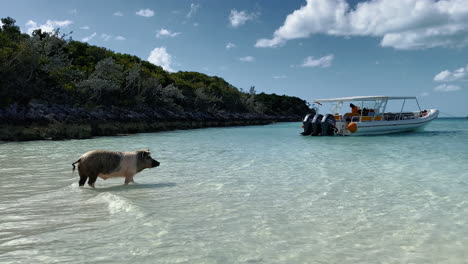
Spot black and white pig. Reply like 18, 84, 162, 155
72, 150, 160, 187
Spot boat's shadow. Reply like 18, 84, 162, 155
385, 130, 461, 137
95, 182, 177, 192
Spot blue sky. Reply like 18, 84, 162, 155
2, 0, 468, 116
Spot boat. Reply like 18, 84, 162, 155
301, 96, 438, 136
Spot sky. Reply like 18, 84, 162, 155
1, 0, 468, 116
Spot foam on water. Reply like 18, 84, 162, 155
1, 119, 468, 263
86, 192, 145, 217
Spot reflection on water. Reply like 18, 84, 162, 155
94, 182, 177, 192
385, 130, 461, 137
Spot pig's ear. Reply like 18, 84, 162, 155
138, 149, 150, 157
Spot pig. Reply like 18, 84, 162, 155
72, 150, 160, 187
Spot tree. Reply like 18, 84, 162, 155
0, 19, 39, 106
0, 16, 312, 117
76, 58, 123, 105
194, 87, 222, 112
1, 17, 22, 42
249, 86, 256, 95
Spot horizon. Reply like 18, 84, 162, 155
2, 0, 468, 116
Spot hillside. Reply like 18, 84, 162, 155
0, 17, 312, 140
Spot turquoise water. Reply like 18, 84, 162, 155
1, 119, 468, 263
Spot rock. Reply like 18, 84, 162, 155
0, 103, 302, 141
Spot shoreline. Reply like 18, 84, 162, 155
0, 119, 293, 141
0, 103, 302, 141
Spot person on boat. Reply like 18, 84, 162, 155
350, 103, 360, 114
362, 108, 369, 116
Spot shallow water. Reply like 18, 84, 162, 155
1, 119, 468, 263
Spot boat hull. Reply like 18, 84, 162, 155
342, 109, 438, 135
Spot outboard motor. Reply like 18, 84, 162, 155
301, 113, 315, 135
321, 114, 337, 136
311, 114, 323, 136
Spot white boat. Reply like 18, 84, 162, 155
301, 96, 438, 136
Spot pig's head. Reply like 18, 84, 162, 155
136, 150, 160, 172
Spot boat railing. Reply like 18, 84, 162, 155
336, 111, 425, 123
334, 112, 419, 122
384, 112, 416, 121
338, 113, 383, 122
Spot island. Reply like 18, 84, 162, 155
0, 17, 312, 141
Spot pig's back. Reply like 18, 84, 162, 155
80, 150, 122, 174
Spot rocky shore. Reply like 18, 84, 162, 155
0, 103, 302, 141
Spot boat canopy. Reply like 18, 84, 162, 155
313, 96, 417, 103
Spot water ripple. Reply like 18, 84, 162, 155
1, 120, 468, 263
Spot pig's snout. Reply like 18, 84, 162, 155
152, 160, 160, 167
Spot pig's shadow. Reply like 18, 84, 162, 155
94, 182, 176, 192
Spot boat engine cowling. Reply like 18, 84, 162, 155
321, 114, 337, 136
301, 113, 315, 135
311, 114, 323, 136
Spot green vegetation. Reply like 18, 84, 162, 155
0, 17, 310, 116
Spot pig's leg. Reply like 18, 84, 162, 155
88, 173, 98, 188
78, 173, 88, 187
78, 167, 88, 187
124, 175, 134, 185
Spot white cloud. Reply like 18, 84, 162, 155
434, 65, 468, 82
226, 42, 236, 49
229, 9, 257, 28
156, 28, 181, 38
69, 9, 78, 16
101, 33, 111, 41
136, 9, 154, 17
115, 36, 126, 41
80, 26, 90, 30
81, 32, 96, 42
255, 0, 468, 50
239, 56, 255, 62
434, 70, 452, 82
193, 22, 199, 27
25, 19, 73, 35
113, 11, 124, 16
256, 36, 285, 48
187, 3, 200, 18
434, 84, 461, 92
273, 75, 287, 79
420, 92, 430, 96
148, 47, 175, 72
301, 54, 334, 68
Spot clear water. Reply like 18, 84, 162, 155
1, 119, 468, 263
